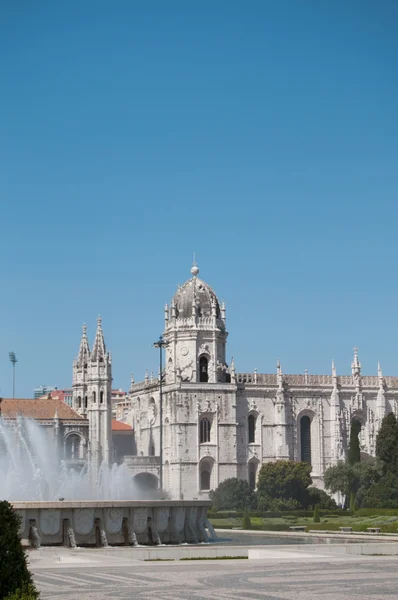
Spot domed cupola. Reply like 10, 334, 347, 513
172, 264, 222, 320
163, 262, 229, 384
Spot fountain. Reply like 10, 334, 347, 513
0, 417, 211, 547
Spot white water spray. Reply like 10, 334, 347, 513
0, 417, 144, 501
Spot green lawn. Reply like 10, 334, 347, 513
209, 514, 398, 533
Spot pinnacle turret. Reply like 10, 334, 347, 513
77, 323, 90, 366
91, 315, 107, 362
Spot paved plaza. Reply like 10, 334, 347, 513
31, 547, 398, 599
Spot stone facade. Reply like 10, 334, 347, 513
72, 316, 113, 472
119, 263, 398, 499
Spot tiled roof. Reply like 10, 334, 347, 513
0, 398, 83, 420
112, 419, 132, 431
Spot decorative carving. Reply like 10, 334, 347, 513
148, 399, 157, 425
132, 507, 148, 534
198, 344, 210, 357
170, 507, 185, 533
154, 507, 170, 533
40, 509, 60, 536
74, 508, 94, 536
105, 508, 123, 534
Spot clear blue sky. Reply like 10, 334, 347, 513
0, 1, 397, 397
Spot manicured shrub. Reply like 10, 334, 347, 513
0, 501, 39, 600
313, 504, 320, 523
242, 509, 252, 530
4, 585, 40, 600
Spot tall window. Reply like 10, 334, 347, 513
78, 396, 81, 408
200, 469, 211, 490
300, 415, 311, 464
100, 391, 104, 404
199, 356, 209, 383
84, 396, 87, 409
248, 414, 256, 443
200, 418, 211, 443
93, 391, 96, 403
248, 462, 257, 489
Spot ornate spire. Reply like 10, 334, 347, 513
230, 356, 235, 376
91, 315, 106, 362
351, 347, 361, 377
332, 359, 336, 378
277, 359, 283, 389
378, 361, 384, 388
77, 323, 90, 366
191, 254, 199, 277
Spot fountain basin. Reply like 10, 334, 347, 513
12, 500, 213, 547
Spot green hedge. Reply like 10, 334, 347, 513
356, 508, 398, 517
208, 509, 348, 519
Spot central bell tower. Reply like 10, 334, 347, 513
163, 263, 230, 384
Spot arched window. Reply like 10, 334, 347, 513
248, 414, 256, 443
199, 458, 213, 491
100, 391, 104, 404
84, 396, 87, 409
200, 469, 211, 490
200, 418, 211, 443
248, 461, 257, 489
199, 356, 209, 383
300, 415, 311, 464
78, 396, 81, 408
93, 391, 96, 404
65, 434, 81, 460
149, 443, 155, 456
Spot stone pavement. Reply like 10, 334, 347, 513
31, 548, 398, 599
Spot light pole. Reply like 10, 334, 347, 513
9, 352, 17, 399
153, 335, 168, 491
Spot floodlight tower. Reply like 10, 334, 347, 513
9, 352, 17, 399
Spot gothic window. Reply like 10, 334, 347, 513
93, 391, 96, 403
65, 434, 81, 460
200, 469, 211, 490
199, 458, 213, 491
149, 443, 155, 456
84, 396, 87, 409
300, 415, 311, 464
248, 414, 256, 443
78, 396, 81, 408
200, 418, 211, 443
248, 461, 257, 489
100, 391, 104, 404
199, 356, 209, 383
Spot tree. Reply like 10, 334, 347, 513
376, 412, 398, 472
209, 478, 256, 512
313, 504, 320, 523
324, 460, 380, 508
348, 420, 361, 466
242, 509, 252, 530
0, 501, 39, 600
361, 471, 398, 508
256, 460, 312, 510
305, 487, 337, 510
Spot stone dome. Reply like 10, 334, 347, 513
173, 269, 221, 319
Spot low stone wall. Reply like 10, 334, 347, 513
248, 542, 398, 559
12, 500, 212, 548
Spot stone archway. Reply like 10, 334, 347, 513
64, 432, 85, 460
133, 472, 159, 492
